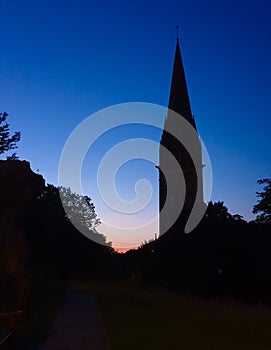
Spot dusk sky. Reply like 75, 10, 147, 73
1, 0, 270, 249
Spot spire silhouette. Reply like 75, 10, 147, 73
168, 39, 196, 129
175, 25, 179, 41
159, 36, 204, 237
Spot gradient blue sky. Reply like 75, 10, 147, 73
1, 0, 270, 247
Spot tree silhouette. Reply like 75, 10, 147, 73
23, 184, 113, 278
253, 178, 271, 223
205, 201, 233, 223
33, 185, 110, 246
58, 186, 109, 245
0, 112, 20, 158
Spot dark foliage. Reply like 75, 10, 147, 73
0, 112, 20, 158
253, 178, 271, 223
122, 219, 271, 304
23, 184, 114, 279
0, 161, 115, 310
1, 159, 271, 308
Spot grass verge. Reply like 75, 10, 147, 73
71, 281, 271, 350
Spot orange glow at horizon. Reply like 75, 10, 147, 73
114, 246, 138, 254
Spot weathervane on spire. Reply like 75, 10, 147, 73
175, 24, 179, 41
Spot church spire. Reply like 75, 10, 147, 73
159, 35, 204, 237
168, 37, 196, 129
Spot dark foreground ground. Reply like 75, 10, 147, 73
12, 280, 271, 350
40, 292, 109, 350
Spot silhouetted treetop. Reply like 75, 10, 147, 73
205, 201, 233, 223
59, 186, 100, 229
205, 201, 246, 224
0, 112, 20, 159
39, 185, 111, 246
253, 178, 271, 223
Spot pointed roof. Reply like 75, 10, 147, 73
168, 39, 196, 129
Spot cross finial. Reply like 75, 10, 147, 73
175, 25, 179, 41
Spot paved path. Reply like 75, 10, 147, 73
40, 292, 110, 350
